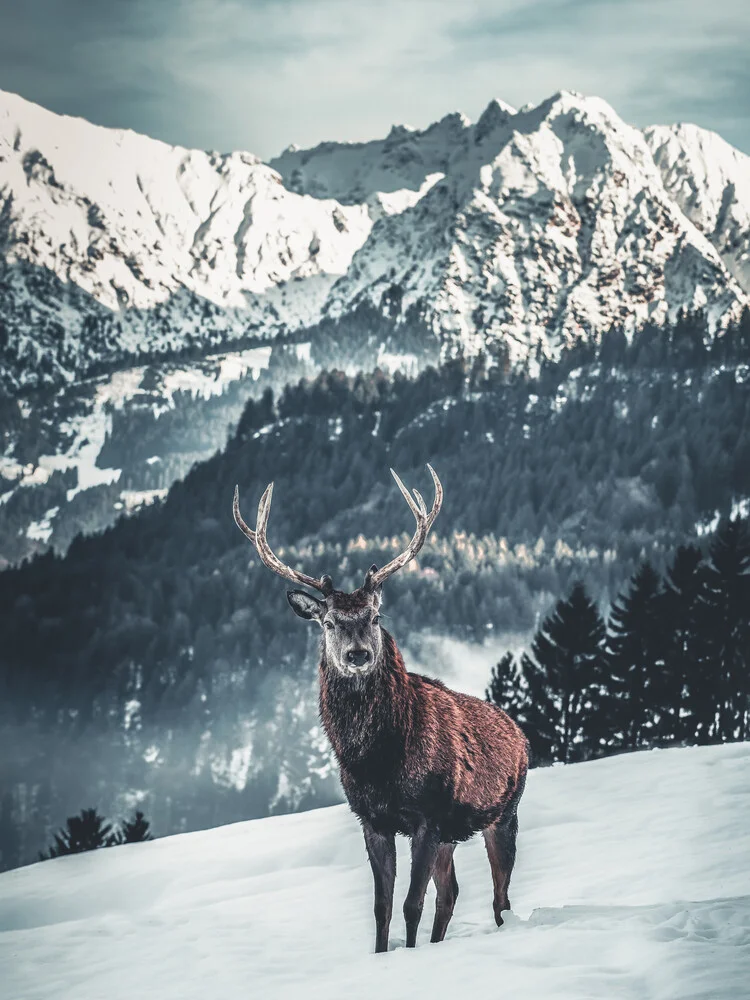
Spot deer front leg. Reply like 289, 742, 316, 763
362, 821, 397, 954
404, 824, 440, 948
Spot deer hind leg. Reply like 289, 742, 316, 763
362, 821, 397, 954
483, 809, 518, 927
403, 825, 440, 948
430, 843, 458, 943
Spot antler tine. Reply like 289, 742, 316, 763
233, 485, 256, 543
426, 463, 443, 528
367, 465, 443, 590
233, 482, 329, 594
390, 468, 422, 519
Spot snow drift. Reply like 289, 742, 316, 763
1, 743, 748, 1000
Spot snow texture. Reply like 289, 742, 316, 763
2, 88, 749, 388
1, 743, 748, 1000
0, 345, 271, 511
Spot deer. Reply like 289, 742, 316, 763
233, 465, 528, 953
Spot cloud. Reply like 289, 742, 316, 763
0, 0, 748, 157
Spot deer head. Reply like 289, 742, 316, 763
233, 466, 443, 676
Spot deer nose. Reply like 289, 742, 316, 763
347, 649, 370, 667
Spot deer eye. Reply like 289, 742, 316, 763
372, 615, 380, 625
324, 620, 334, 630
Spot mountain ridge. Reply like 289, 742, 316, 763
1, 87, 748, 390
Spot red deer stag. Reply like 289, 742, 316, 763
233, 466, 528, 952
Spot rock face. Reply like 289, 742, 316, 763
1, 88, 749, 389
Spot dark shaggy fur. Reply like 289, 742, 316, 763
317, 590, 529, 952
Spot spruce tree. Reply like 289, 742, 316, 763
0, 793, 21, 872
117, 810, 153, 844
660, 545, 706, 743
40, 808, 115, 860
520, 582, 607, 764
606, 562, 666, 750
698, 516, 750, 742
486, 652, 525, 717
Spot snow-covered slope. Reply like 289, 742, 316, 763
0, 89, 370, 388
1, 87, 749, 389
324, 93, 747, 361
645, 123, 750, 294
270, 108, 477, 220
1, 744, 748, 1000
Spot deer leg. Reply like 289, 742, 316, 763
483, 809, 518, 927
403, 825, 440, 948
430, 843, 458, 943
362, 821, 397, 954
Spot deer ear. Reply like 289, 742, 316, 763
287, 590, 326, 622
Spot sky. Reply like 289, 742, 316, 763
0, 0, 748, 159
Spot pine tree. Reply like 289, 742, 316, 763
40, 808, 116, 860
698, 517, 750, 742
486, 652, 525, 716
606, 562, 666, 750
520, 583, 607, 764
661, 545, 706, 743
0, 793, 21, 872
117, 810, 153, 844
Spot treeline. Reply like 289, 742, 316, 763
39, 808, 153, 860
488, 515, 750, 763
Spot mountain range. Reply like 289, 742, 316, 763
1, 87, 749, 392
1, 86, 749, 564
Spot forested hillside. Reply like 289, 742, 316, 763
1, 308, 748, 870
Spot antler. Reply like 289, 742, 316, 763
365, 464, 443, 590
233, 484, 332, 595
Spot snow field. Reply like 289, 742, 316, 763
1, 743, 748, 999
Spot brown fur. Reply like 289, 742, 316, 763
313, 591, 528, 951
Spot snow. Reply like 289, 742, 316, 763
119, 489, 168, 513
2, 344, 272, 520
323, 92, 747, 365
3, 86, 748, 392
158, 347, 271, 404
28, 367, 145, 502
645, 123, 750, 293
25, 506, 60, 543
1, 744, 748, 1000
0, 90, 372, 385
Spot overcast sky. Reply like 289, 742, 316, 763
1, 0, 748, 159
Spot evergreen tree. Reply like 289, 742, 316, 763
520, 583, 607, 764
698, 516, 750, 742
40, 808, 115, 860
0, 793, 21, 872
116, 810, 153, 844
606, 562, 666, 750
661, 545, 705, 743
486, 652, 524, 717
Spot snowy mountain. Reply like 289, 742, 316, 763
0, 89, 371, 390
2, 744, 748, 999
2, 87, 749, 390
320, 93, 747, 361
645, 122, 750, 294
270, 108, 475, 219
